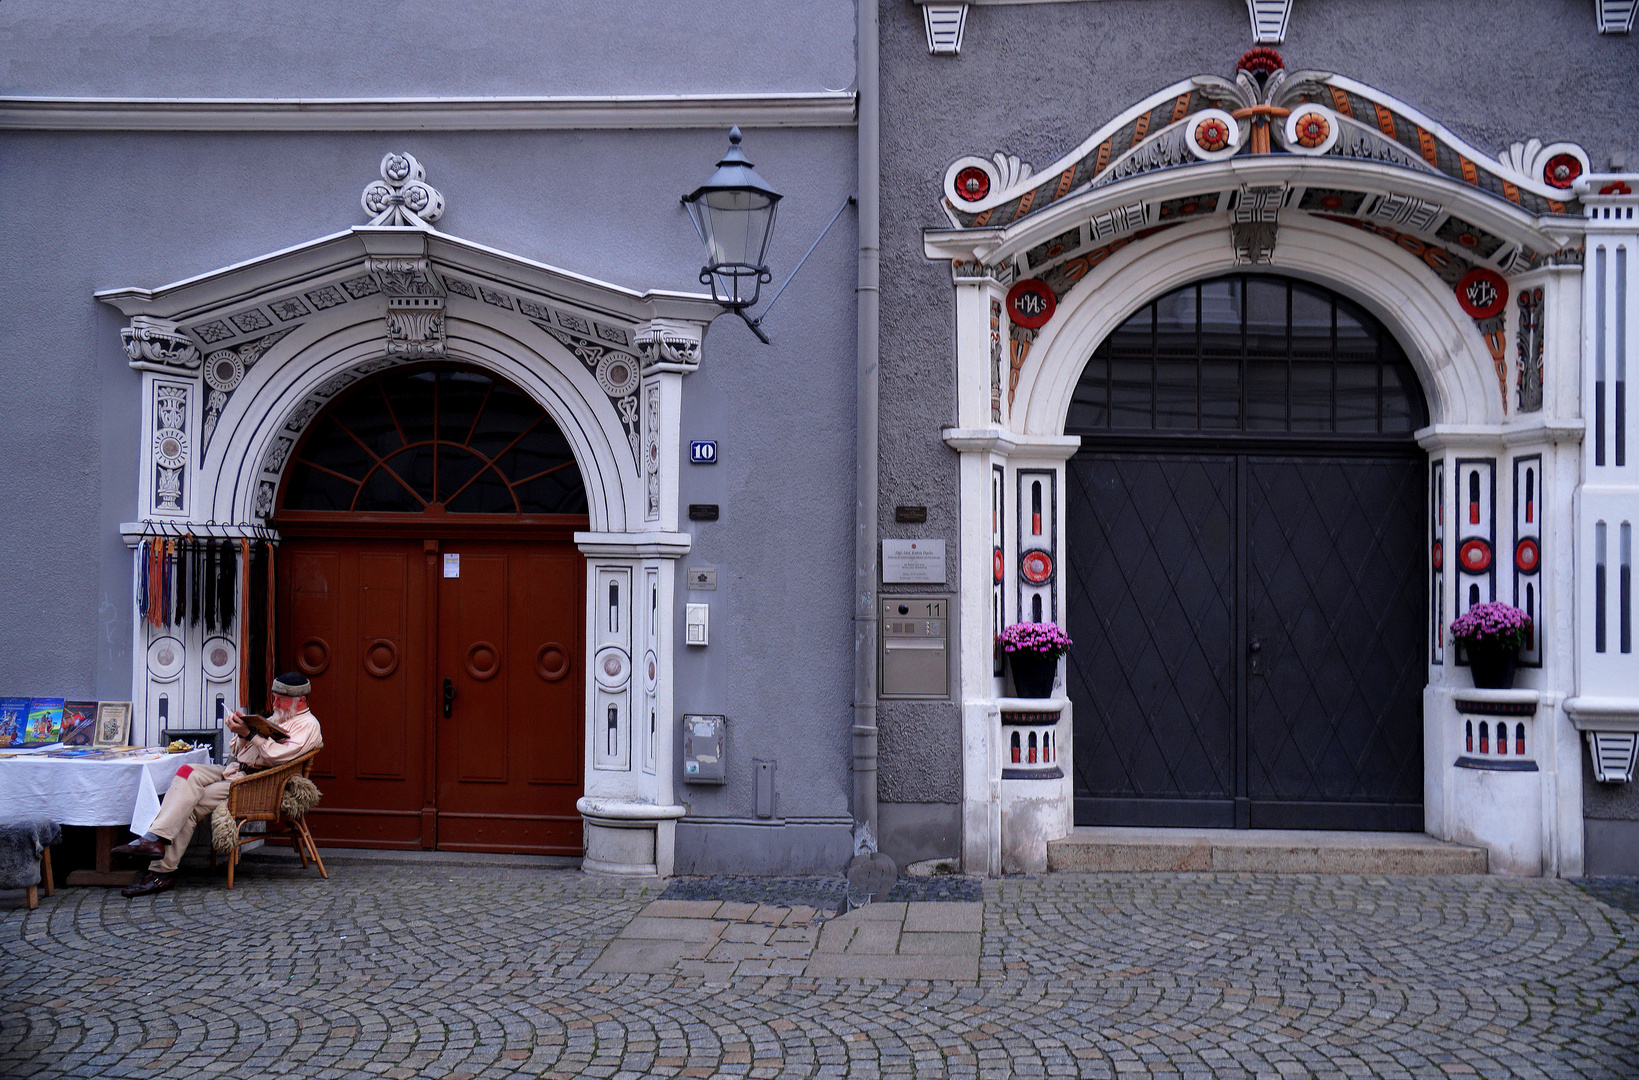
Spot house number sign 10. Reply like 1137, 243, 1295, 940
690, 440, 717, 464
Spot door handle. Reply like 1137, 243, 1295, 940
1248, 638, 1262, 653
443, 677, 457, 718
1248, 637, 1265, 675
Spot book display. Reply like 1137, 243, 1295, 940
21, 698, 64, 746
0, 698, 25, 746
60, 701, 97, 746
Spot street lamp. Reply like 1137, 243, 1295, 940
682, 126, 782, 343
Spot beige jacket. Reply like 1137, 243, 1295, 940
225, 709, 323, 777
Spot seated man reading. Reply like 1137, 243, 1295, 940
115, 672, 323, 897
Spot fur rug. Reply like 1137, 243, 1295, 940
209, 776, 322, 855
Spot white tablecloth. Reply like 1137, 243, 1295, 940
0, 749, 210, 835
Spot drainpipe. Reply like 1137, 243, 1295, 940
852, 0, 882, 844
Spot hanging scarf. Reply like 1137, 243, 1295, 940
190, 538, 203, 627
204, 540, 218, 633
216, 538, 236, 631
238, 537, 252, 704
149, 540, 165, 628
174, 538, 189, 627
137, 539, 149, 621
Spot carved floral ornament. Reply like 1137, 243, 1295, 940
361, 153, 445, 227
122, 315, 200, 370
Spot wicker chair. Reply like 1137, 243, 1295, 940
210, 747, 328, 889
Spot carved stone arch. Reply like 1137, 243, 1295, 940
204, 308, 634, 534
1015, 213, 1502, 434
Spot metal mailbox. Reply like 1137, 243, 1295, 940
879, 596, 950, 698
682, 713, 726, 784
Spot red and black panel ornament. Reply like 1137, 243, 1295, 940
993, 548, 1005, 582
1515, 537, 1540, 574
1455, 268, 1508, 320
1459, 538, 1492, 573
1006, 279, 1056, 330
1020, 549, 1054, 584
1431, 540, 1443, 570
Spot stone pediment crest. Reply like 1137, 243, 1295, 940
940, 49, 1589, 234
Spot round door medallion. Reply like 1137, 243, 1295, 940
364, 638, 399, 678
1455, 268, 1508, 320
465, 641, 500, 681
535, 642, 570, 682
593, 646, 630, 691
297, 637, 331, 676
1458, 538, 1493, 573
1020, 549, 1054, 584
1005, 279, 1056, 330
1515, 537, 1540, 574
146, 637, 185, 682
644, 649, 659, 693
202, 637, 236, 680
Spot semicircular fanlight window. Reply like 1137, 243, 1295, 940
1068, 273, 1428, 436
280, 366, 588, 515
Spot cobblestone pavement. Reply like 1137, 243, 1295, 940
3, 861, 1637, 1079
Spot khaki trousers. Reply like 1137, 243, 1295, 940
146, 764, 231, 873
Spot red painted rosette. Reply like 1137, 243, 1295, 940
1459, 538, 1492, 573
1431, 541, 1443, 570
1455, 268, 1508, 320
1020, 549, 1054, 583
1006, 279, 1056, 330
993, 548, 1005, 582
955, 166, 990, 203
1515, 538, 1540, 574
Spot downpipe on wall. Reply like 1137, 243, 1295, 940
849, 0, 895, 901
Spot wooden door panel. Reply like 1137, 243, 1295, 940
435, 542, 582, 853
520, 552, 581, 787
280, 540, 428, 848
356, 552, 415, 781
440, 552, 510, 787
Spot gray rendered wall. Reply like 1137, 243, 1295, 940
0, 1, 859, 874
874, 0, 1639, 856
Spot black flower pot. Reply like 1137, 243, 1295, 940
1008, 650, 1058, 698
1466, 643, 1519, 690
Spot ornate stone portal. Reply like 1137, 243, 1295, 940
99, 153, 720, 875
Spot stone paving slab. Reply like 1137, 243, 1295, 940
1050, 826, 1489, 874
3, 860, 1636, 1079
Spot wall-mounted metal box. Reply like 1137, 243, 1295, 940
879, 595, 950, 698
682, 713, 726, 784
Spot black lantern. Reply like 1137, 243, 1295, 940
682, 126, 782, 339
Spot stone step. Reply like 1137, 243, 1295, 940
1048, 826, 1488, 875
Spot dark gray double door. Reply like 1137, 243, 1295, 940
1067, 448, 1426, 831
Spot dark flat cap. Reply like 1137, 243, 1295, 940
270, 672, 312, 697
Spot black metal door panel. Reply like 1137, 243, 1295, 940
1245, 456, 1425, 830
1068, 455, 1237, 826
1069, 450, 1425, 830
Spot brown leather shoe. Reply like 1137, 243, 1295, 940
112, 838, 165, 861
120, 871, 175, 898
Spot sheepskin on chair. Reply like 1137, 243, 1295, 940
209, 776, 322, 856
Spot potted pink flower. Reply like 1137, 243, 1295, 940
1450, 601, 1532, 689
998, 621, 1073, 698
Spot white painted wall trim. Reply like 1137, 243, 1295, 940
0, 92, 857, 132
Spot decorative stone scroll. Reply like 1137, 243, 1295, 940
123, 316, 200, 370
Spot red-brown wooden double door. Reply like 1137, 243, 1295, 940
277, 536, 584, 853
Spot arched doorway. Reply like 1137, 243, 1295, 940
1066, 273, 1429, 831
275, 363, 589, 853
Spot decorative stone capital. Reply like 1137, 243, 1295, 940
122, 315, 200, 370
634, 319, 704, 372
361, 152, 445, 227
